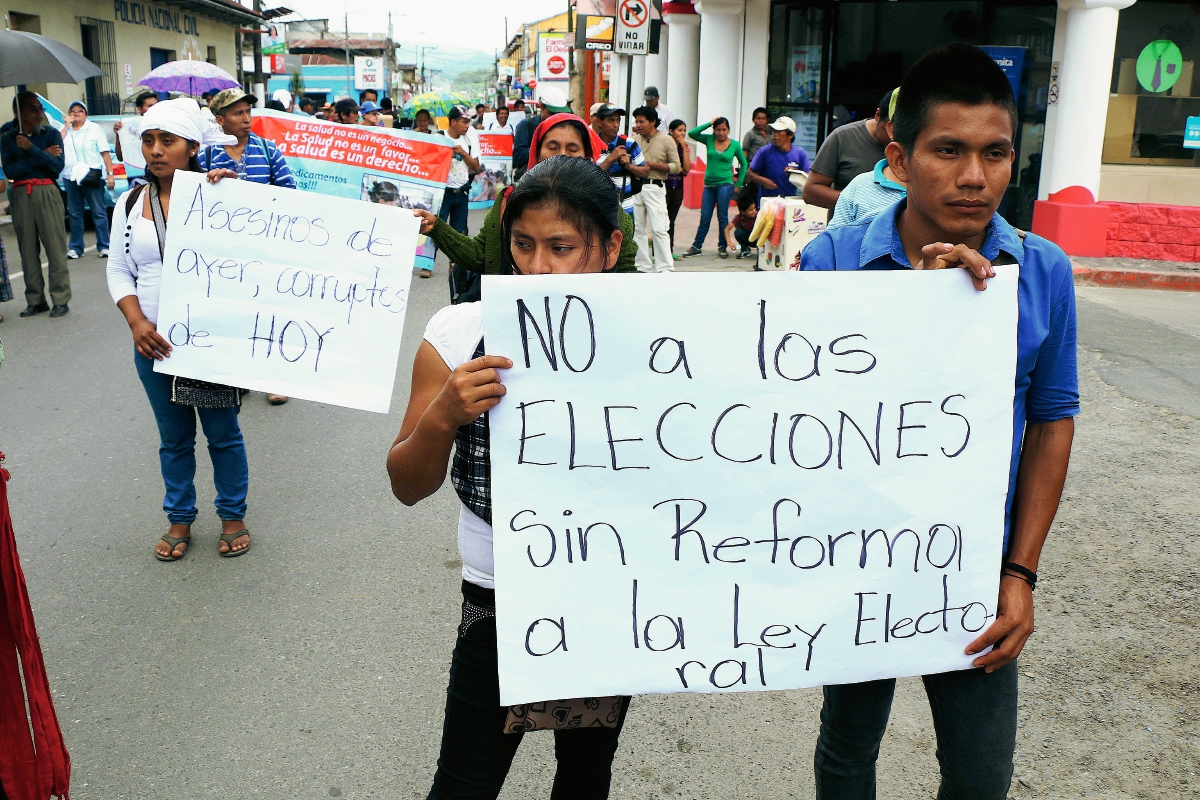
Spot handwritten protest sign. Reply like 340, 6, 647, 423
251, 110, 451, 272
469, 131, 514, 210
482, 270, 1019, 705
153, 171, 418, 414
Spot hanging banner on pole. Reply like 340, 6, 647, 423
538, 32, 571, 82
153, 172, 419, 414
468, 131, 514, 210
252, 110, 452, 273
481, 270, 1019, 705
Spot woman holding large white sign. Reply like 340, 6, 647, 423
105, 99, 253, 562
388, 157, 631, 799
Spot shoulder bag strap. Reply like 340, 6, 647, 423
124, 183, 146, 217
146, 181, 168, 262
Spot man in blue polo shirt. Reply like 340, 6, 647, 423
746, 116, 811, 202
801, 43, 1077, 799
201, 89, 295, 189
202, 88, 295, 405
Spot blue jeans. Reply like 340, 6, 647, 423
814, 661, 1018, 800
64, 179, 110, 253
134, 351, 249, 525
733, 227, 752, 251
440, 189, 476, 303
693, 183, 734, 250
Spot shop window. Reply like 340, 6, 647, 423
1103, 2, 1199, 167
207, 46, 218, 65
78, 17, 119, 115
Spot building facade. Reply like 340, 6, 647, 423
5, 0, 259, 116
612, 0, 1197, 222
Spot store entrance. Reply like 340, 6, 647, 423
767, 0, 1057, 227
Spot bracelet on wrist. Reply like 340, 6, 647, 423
1002, 561, 1037, 590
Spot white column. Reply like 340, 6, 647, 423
664, 12, 700, 128
737, 0, 771, 140
1037, 2, 1071, 200
1042, 0, 1136, 198
695, 0, 744, 128
644, 25, 669, 104
631, 57, 647, 111
609, 55, 629, 113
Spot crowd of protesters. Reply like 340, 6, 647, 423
0, 42, 1078, 800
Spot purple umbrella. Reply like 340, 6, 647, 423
138, 58, 239, 96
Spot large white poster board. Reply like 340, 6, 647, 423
154, 171, 418, 414
482, 270, 1019, 705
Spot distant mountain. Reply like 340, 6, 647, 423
394, 41, 494, 87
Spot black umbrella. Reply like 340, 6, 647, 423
0, 28, 101, 87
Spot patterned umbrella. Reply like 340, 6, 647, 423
402, 90, 474, 117
138, 58, 238, 97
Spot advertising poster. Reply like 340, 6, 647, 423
790, 46, 823, 104
481, 270, 1019, 704
538, 32, 570, 82
468, 131, 514, 210
252, 110, 453, 273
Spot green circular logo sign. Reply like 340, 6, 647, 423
1136, 40, 1183, 93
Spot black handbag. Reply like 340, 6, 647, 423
80, 168, 104, 188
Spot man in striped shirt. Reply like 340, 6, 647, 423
201, 88, 295, 189
202, 88, 295, 405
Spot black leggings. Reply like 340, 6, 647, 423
428, 581, 631, 800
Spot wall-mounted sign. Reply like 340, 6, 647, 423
113, 0, 199, 34
1185, 116, 1200, 150
577, 15, 615, 51
1136, 40, 1183, 93
354, 56, 385, 90
980, 46, 1026, 104
537, 32, 570, 82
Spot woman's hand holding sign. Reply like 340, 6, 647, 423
434, 355, 513, 428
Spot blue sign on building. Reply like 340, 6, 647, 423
980, 46, 1027, 104
1185, 116, 1200, 150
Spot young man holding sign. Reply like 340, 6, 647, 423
800, 44, 1077, 798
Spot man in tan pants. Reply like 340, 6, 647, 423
0, 92, 71, 317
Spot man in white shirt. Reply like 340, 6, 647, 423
486, 106, 515, 135
432, 105, 481, 299
60, 100, 115, 259
643, 86, 675, 130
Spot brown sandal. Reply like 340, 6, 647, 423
219, 528, 251, 558
155, 533, 191, 562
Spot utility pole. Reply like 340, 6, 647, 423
386, 11, 393, 101
343, 12, 351, 101
252, 0, 265, 106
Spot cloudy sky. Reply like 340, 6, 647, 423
277, 0, 568, 53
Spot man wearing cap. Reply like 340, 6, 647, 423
643, 86, 674, 131
513, 86, 569, 179
590, 102, 649, 216
272, 88, 296, 113
201, 88, 295, 404
359, 101, 383, 126
201, 89, 295, 190
803, 89, 895, 211
746, 116, 812, 202
60, 100, 115, 261
432, 105, 481, 294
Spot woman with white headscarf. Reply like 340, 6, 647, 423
105, 98, 254, 562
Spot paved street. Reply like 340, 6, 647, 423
0, 220, 1196, 799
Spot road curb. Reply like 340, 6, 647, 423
1072, 265, 1200, 292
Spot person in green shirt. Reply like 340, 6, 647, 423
414, 114, 638, 289
681, 116, 747, 259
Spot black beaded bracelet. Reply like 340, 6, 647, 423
1002, 561, 1037, 590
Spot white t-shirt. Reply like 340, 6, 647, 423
106, 190, 165, 324
486, 121, 515, 135
445, 130, 477, 190
62, 120, 108, 178
422, 302, 494, 588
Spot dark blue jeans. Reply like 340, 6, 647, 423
428, 581, 630, 800
134, 352, 249, 525
64, 179, 110, 253
814, 661, 1018, 800
693, 183, 735, 250
733, 227, 752, 251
